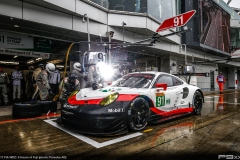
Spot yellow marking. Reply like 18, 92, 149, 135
143, 128, 153, 133
156, 93, 165, 96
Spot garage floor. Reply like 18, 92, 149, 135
0, 91, 240, 160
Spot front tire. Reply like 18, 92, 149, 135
127, 97, 150, 131
192, 91, 203, 115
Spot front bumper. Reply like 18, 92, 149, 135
57, 101, 130, 135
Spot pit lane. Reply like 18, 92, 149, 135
0, 91, 240, 160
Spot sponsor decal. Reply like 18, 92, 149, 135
156, 92, 165, 107
62, 110, 74, 115
218, 155, 240, 159
108, 108, 125, 113
63, 104, 75, 109
166, 98, 171, 104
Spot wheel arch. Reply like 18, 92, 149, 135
196, 89, 204, 103
138, 95, 155, 108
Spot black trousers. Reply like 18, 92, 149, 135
49, 84, 59, 95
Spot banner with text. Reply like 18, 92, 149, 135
0, 48, 50, 59
0, 31, 34, 49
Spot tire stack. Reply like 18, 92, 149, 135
12, 101, 58, 119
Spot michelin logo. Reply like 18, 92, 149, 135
108, 108, 125, 113
218, 155, 240, 159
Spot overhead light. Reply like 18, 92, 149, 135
13, 56, 18, 58
183, 26, 188, 31
14, 25, 19, 28
36, 58, 42, 61
27, 60, 34, 64
0, 61, 19, 65
56, 65, 69, 68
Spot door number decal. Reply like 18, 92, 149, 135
156, 93, 165, 107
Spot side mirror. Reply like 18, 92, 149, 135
155, 83, 167, 91
107, 81, 112, 85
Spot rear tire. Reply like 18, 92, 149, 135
127, 97, 150, 131
12, 102, 42, 118
192, 91, 203, 115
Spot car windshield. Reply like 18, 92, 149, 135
111, 74, 155, 88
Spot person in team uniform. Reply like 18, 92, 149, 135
0, 66, 10, 105
59, 73, 80, 106
11, 65, 23, 102
35, 63, 55, 100
26, 66, 35, 100
216, 72, 226, 94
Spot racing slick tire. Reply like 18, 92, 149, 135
127, 97, 150, 131
192, 91, 203, 115
12, 102, 42, 118
37, 101, 57, 113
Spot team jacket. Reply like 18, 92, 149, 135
0, 72, 9, 84
36, 70, 51, 90
11, 70, 23, 86
49, 69, 60, 84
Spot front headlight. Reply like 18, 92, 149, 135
100, 92, 119, 107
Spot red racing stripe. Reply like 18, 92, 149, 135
68, 95, 103, 105
116, 94, 139, 101
151, 107, 193, 116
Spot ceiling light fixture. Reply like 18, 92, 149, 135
13, 56, 18, 58
0, 61, 19, 65
27, 60, 34, 64
14, 25, 19, 28
36, 58, 42, 61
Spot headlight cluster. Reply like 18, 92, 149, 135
100, 92, 119, 107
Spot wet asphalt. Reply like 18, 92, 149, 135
0, 90, 240, 160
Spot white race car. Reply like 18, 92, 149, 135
57, 72, 204, 135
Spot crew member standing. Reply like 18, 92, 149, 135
11, 65, 23, 102
0, 66, 10, 105
32, 65, 42, 100
26, 66, 34, 100
216, 72, 225, 94
49, 68, 60, 95
36, 63, 55, 100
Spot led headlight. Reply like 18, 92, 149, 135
100, 92, 119, 107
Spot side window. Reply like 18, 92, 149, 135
172, 76, 183, 86
155, 75, 173, 87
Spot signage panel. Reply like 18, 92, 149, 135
156, 10, 196, 32
0, 31, 34, 49
0, 48, 50, 59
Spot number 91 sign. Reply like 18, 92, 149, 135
156, 10, 196, 32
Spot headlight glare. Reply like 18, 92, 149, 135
100, 92, 119, 107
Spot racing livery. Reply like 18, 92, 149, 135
57, 72, 204, 135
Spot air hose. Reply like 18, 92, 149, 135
53, 43, 76, 101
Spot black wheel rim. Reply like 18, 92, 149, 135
194, 94, 202, 113
130, 101, 149, 128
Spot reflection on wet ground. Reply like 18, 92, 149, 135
0, 91, 239, 160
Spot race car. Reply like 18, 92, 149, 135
57, 72, 204, 135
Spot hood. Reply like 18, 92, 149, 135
76, 86, 149, 100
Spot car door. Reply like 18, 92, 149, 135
150, 74, 182, 112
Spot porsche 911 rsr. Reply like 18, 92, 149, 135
57, 72, 204, 135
